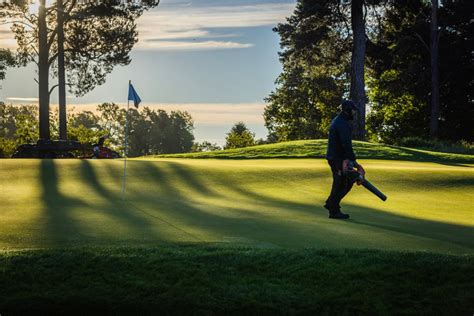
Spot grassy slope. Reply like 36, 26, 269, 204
154, 139, 474, 163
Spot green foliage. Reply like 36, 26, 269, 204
126, 108, 194, 156
367, 70, 427, 143
192, 141, 222, 152
0, 103, 39, 156
168, 111, 195, 154
63, 5, 143, 96
225, 122, 255, 149
14, 113, 39, 144
0, 138, 16, 158
367, 0, 474, 142
2, 0, 160, 97
0, 49, 15, 80
396, 137, 474, 155
396, 136, 438, 148
69, 111, 101, 129
268, 0, 472, 144
96, 103, 126, 150
68, 125, 104, 145
0, 103, 195, 157
264, 0, 348, 142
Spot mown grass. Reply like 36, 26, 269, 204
152, 140, 474, 164
1, 159, 473, 253
1, 153, 473, 314
0, 247, 473, 315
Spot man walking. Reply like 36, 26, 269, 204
324, 100, 365, 219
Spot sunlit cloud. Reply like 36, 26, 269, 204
0, 24, 17, 49
5, 97, 39, 102
0, 2, 295, 51
140, 40, 253, 50
5, 101, 266, 125
3, 101, 268, 145
77, 102, 266, 124
136, 2, 295, 51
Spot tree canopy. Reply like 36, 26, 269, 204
1, 0, 160, 140
0, 103, 194, 157
367, 0, 473, 142
0, 49, 16, 81
265, 0, 473, 144
225, 122, 256, 149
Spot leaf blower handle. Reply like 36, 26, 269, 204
344, 159, 365, 183
343, 160, 387, 201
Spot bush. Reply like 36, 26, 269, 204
396, 137, 437, 148
396, 137, 474, 155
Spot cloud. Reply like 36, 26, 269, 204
4, 100, 266, 124
5, 97, 39, 102
0, 2, 295, 51
139, 40, 253, 51
135, 2, 295, 51
0, 24, 17, 49
58, 102, 265, 124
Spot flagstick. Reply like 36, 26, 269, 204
121, 80, 131, 201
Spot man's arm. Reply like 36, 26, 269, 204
338, 123, 365, 177
338, 123, 356, 161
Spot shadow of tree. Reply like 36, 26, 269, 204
345, 203, 474, 250
39, 159, 87, 245
37, 159, 474, 252
79, 160, 154, 232
118, 161, 473, 252
123, 161, 338, 247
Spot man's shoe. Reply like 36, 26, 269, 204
323, 204, 334, 212
328, 210, 350, 219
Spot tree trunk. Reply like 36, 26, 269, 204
38, 0, 50, 140
57, 0, 67, 140
429, 0, 440, 139
349, 0, 367, 140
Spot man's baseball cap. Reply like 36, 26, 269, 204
341, 100, 359, 112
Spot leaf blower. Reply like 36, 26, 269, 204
345, 161, 387, 201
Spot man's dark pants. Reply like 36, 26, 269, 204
325, 160, 354, 211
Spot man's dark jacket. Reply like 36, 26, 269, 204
326, 112, 356, 161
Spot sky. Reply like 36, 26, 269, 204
0, 0, 297, 145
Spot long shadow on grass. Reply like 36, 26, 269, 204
123, 161, 342, 247
345, 203, 474, 251
40, 159, 88, 245
119, 161, 473, 251
77, 160, 163, 241
204, 165, 474, 250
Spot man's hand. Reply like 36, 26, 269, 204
342, 159, 350, 174
356, 164, 365, 178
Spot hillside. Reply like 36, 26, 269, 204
152, 140, 474, 164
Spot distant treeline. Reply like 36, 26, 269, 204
0, 103, 194, 157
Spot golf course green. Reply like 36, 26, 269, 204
0, 156, 472, 252
0, 141, 473, 314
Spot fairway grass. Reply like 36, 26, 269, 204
1, 158, 473, 314
0, 158, 472, 253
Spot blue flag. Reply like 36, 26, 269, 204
128, 83, 141, 108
